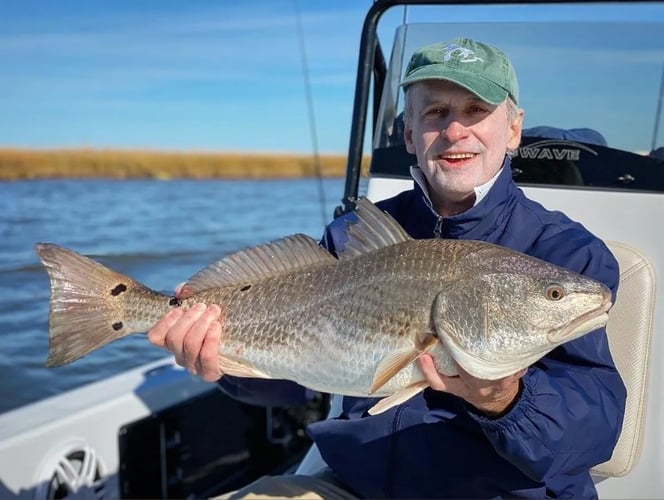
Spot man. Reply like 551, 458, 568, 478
148, 38, 626, 498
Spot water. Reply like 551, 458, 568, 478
0, 177, 362, 414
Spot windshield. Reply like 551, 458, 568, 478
371, 3, 664, 192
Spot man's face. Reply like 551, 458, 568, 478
404, 80, 523, 207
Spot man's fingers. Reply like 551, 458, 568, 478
181, 305, 220, 373
147, 307, 184, 348
417, 354, 447, 391
198, 319, 223, 382
165, 303, 207, 365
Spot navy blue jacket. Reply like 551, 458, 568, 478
220, 161, 626, 498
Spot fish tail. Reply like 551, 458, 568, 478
35, 243, 168, 367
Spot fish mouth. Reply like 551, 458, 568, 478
547, 290, 613, 343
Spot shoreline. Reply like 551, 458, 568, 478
0, 148, 370, 180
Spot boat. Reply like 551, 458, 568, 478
1, 0, 663, 498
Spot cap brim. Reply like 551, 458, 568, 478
400, 65, 508, 105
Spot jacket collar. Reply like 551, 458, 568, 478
409, 156, 518, 240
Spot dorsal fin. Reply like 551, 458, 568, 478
337, 197, 412, 260
184, 234, 335, 293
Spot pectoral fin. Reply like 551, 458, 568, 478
368, 381, 430, 415
370, 334, 438, 394
219, 355, 272, 379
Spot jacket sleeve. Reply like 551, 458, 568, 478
217, 376, 314, 407
467, 235, 627, 481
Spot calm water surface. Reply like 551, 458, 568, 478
0, 177, 362, 414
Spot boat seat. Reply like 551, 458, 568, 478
591, 241, 656, 477
296, 241, 656, 479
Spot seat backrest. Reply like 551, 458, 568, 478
591, 241, 656, 477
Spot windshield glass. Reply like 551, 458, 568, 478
371, 2, 664, 191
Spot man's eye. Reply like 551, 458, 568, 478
468, 105, 488, 114
425, 107, 446, 117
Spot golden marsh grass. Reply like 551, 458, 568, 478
0, 148, 370, 180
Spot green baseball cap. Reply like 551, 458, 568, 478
400, 37, 519, 105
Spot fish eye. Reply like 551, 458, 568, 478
546, 285, 566, 301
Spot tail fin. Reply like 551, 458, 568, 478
35, 243, 163, 367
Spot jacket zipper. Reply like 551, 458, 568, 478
433, 216, 444, 238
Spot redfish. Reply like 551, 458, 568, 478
35, 198, 611, 415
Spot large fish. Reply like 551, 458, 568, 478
35, 198, 612, 415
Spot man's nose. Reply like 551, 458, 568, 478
440, 119, 468, 142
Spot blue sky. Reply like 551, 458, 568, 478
1, 1, 663, 154
0, 0, 375, 154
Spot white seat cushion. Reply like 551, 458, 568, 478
591, 241, 656, 477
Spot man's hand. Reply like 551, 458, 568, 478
147, 284, 224, 382
418, 354, 526, 417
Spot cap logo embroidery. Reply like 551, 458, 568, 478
439, 43, 483, 63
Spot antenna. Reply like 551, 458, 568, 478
294, 0, 328, 229
652, 60, 664, 152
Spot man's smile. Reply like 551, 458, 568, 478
435, 152, 477, 165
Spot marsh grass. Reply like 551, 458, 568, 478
0, 148, 370, 180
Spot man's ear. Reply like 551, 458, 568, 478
404, 123, 416, 154
507, 109, 525, 151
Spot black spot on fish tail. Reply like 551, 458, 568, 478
112, 322, 123, 331
240, 285, 251, 292
110, 284, 127, 296
169, 297, 181, 307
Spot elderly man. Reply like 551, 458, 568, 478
149, 38, 625, 499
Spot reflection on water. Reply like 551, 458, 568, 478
0, 177, 360, 413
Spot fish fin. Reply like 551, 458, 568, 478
218, 355, 272, 379
34, 243, 164, 367
337, 197, 412, 260
184, 234, 335, 293
368, 381, 429, 416
369, 334, 438, 394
